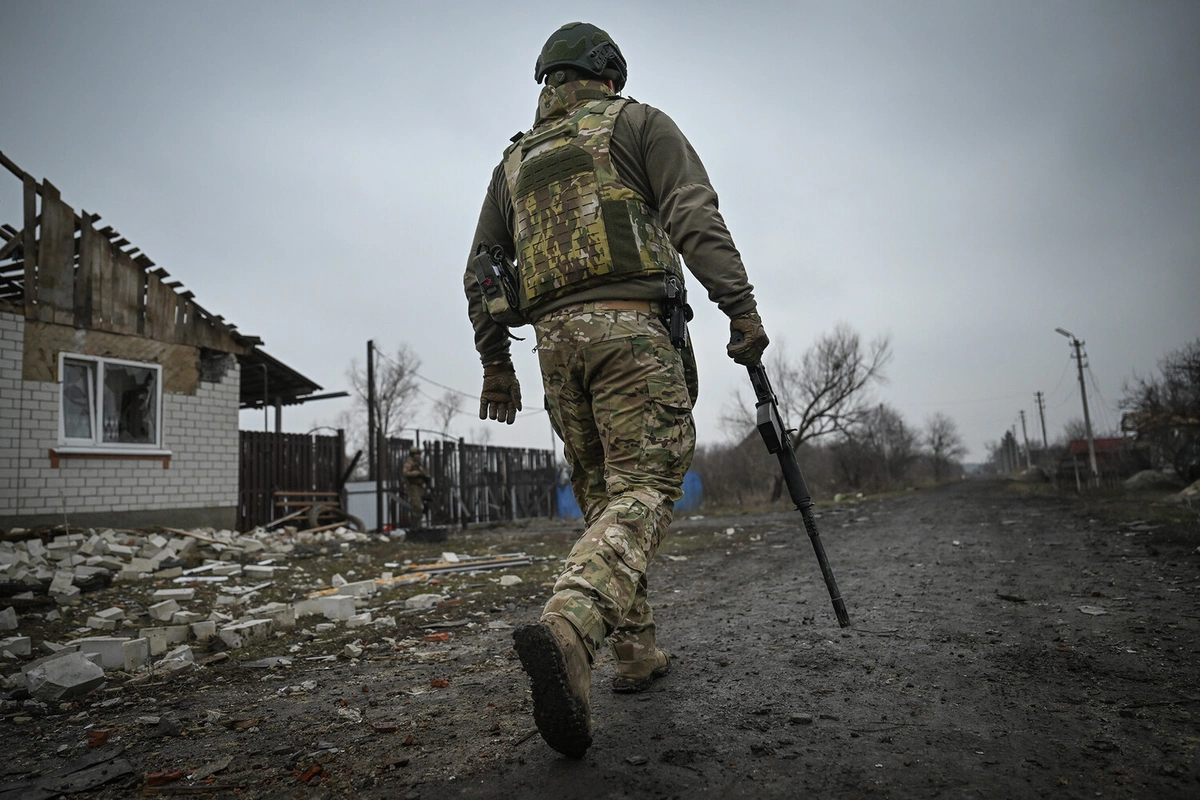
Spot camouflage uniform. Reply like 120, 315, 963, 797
402, 452, 428, 519
536, 305, 695, 664
465, 78, 758, 670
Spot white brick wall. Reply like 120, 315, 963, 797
0, 310, 241, 520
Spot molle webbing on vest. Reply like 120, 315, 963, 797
504, 97, 681, 311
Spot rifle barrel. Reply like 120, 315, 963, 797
747, 362, 850, 628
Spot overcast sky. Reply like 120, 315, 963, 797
4, 1, 1198, 463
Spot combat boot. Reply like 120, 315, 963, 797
513, 616, 592, 758
612, 648, 671, 694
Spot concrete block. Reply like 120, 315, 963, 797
336, 580, 377, 598
25, 539, 45, 559
86, 616, 117, 631
404, 593, 443, 610
242, 565, 274, 580
170, 611, 204, 625
346, 613, 372, 628
26, 652, 106, 701
72, 565, 111, 581
139, 627, 170, 656
94, 607, 125, 622
210, 563, 242, 577
78, 535, 103, 556
152, 588, 195, 601
149, 599, 180, 622
53, 586, 81, 606
122, 638, 150, 671
292, 598, 323, 618
321, 596, 356, 621
153, 566, 183, 579
0, 636, 31, 657
21, 645, 82, 673
48, 571, 74, 596
165, 626, 190, 645
157, 645, 194, 672
246, 602, 294, 629
0, 606, 16, 630
191, 621, 216, 641
72, 636, 130, 670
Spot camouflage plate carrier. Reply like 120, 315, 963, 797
502, 89, 683, 316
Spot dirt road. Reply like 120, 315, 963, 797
2, 479, 1197, 798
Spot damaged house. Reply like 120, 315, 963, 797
0, 152, 328, 531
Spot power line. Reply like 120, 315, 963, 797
1044, 355, 1074, 402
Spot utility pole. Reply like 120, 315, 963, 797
1055, 328, 1099, 486
367, 340, 382, 531
1034, 391, 1048, 463
1020, 410, 1032, 470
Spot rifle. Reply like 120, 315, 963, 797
739, 351, 851, 627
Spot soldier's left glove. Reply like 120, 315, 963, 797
480, 359, 522, 425
727, 311, 770, 365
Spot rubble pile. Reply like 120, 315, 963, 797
1, 524, 537, 704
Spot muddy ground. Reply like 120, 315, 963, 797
2, 478, 1198, 799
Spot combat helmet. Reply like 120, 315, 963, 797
534, 22, 627, 92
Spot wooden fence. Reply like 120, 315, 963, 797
237, 430, 346, 531
238, 430, 556, 532
378, 438, 557, 529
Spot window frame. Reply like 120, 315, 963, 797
56, 352, 169, 455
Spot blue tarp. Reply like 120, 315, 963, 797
556, 470, 703, 518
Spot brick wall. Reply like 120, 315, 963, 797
0, 309, 241, 530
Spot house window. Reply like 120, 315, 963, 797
58, 353, 163, 450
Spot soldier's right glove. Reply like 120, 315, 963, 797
479, 359, 522, 425
727, 311, 770, 365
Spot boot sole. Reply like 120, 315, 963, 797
612, 659, 671, 694
513, 623, 592, 758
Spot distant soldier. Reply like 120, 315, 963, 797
464, 22, 768, 757
402, 446, 429, 521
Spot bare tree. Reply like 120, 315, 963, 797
925, 412, 966, 482
831, 403, 919, 491
1120, 338, 1200, 475
723, 324, 891, 500
1058, 417, 1088, 446
432, 389, 465, 437
725, 323, 892, 446
344, 343, 423, 455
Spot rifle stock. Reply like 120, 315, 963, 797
745, 361, 851, 627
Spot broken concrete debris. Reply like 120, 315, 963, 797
25, 652, 106, 701
2, 525, 535, 701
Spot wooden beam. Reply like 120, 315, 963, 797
0, 150, 30, 181
22, 174, 39, 319
0, 232, 22, 261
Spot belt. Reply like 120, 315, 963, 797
537, 299, 662, 321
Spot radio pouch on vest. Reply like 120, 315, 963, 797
473, 243, 527, 327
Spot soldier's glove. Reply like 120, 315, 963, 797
479, 360, 522, 425
727, 311, 770, 365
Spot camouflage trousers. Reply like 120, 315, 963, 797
406, 483, 424, 518
534, 306, 696, 666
